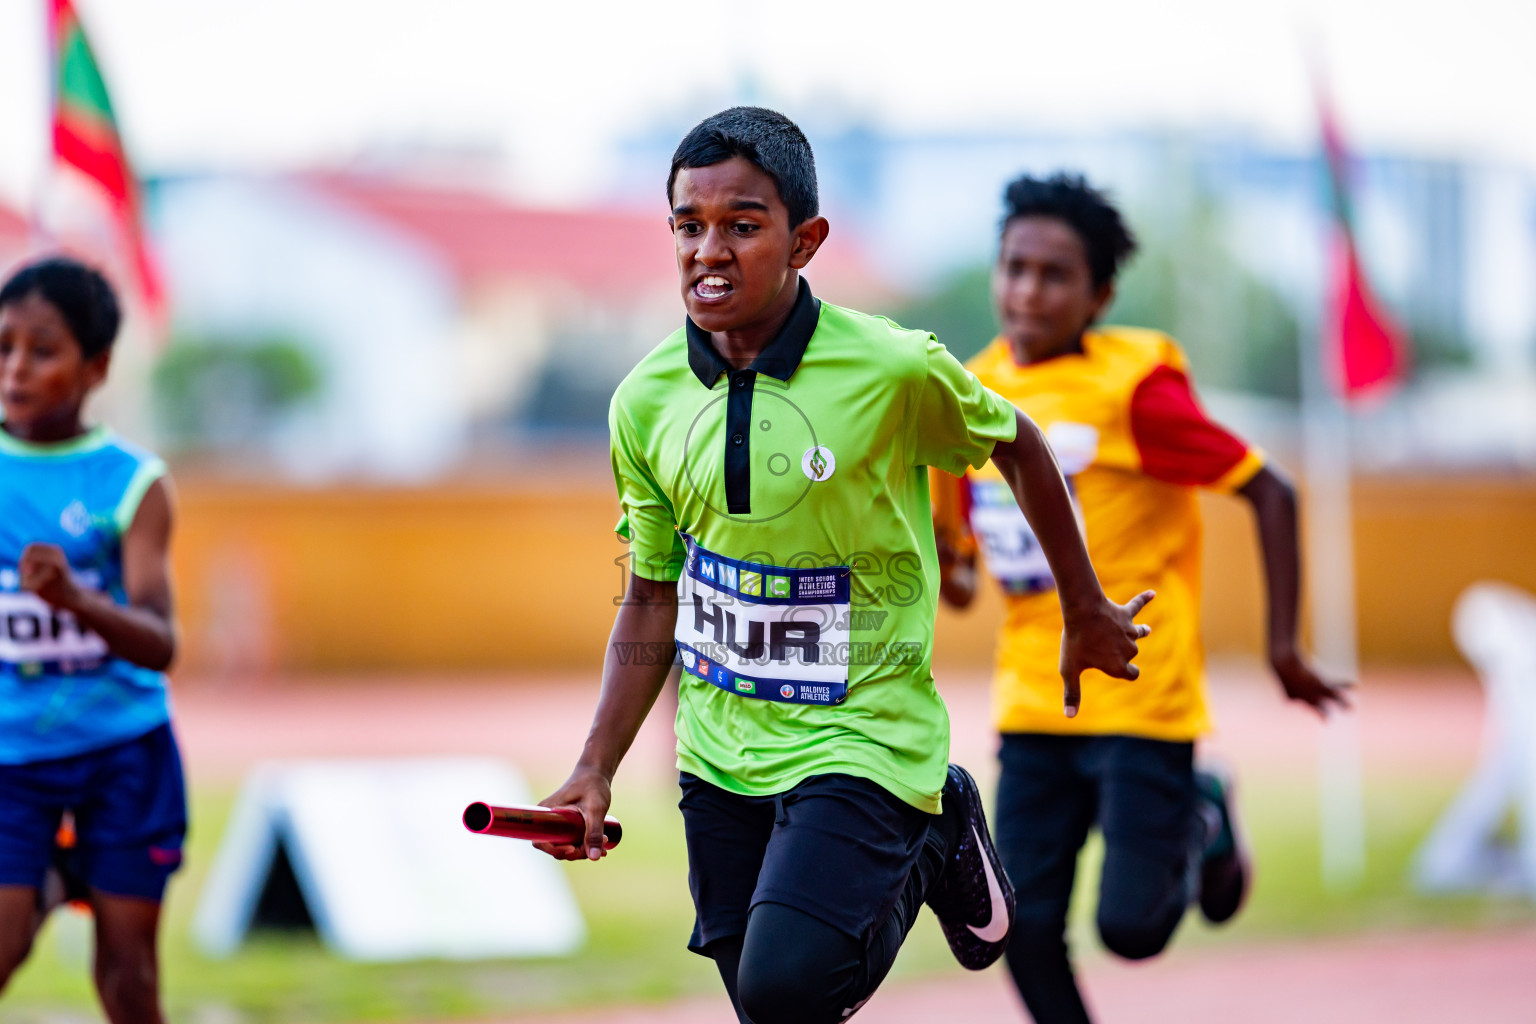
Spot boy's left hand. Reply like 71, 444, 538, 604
19, 543, 82, 610
1059, 590, 1154, 717
1272, 649, 1352, 717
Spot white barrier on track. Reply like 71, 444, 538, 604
193, 757, 586, 961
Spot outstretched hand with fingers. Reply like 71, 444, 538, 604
1272, 649, 1353, 718
1059, 590, 1155, 717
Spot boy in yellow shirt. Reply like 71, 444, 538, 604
932, 174, 1349, 1023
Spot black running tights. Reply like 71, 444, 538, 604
707, 896, 916, 1024
995, 733, 1198, 1024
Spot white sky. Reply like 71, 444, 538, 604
0, 0, 1533, 209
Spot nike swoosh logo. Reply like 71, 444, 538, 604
967, 825, 1010, 944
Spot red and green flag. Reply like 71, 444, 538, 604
1316, 88, 1407, 400
49, 0, 165, 320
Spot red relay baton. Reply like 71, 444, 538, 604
462, 801, 622, 850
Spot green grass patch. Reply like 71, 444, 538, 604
2, 777, 718, 1023
4, 770, 1532, 1022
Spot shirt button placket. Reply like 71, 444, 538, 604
724, 369, 756, 515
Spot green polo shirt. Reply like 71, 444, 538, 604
610, 280, 1017, 812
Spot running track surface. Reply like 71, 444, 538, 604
171, 665, 1536, 1023
174, 663, 1486, 786
480, 928, 1536, 1023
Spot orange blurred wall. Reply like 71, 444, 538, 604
169, 475, 1536, 677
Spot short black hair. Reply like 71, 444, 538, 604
668, 107, 819, 228
1001, 173, 1138, 288
0, 256, 122, 358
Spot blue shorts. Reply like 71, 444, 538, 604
0, 723, 187, 902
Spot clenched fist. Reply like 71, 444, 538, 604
19, 543, 82, 610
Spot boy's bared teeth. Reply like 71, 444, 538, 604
695, 276, 733, 299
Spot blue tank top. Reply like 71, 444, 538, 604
0, 425, 173, 763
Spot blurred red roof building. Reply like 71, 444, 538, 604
150, 169, 898, 477
305, 172, 892, 308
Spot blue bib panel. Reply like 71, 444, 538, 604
0, 426, 172, 764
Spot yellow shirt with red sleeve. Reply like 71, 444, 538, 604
933, 327, 1265, 740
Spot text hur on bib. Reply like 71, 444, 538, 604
675, 535, 850, 705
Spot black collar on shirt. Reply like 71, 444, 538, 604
685, 277, 821, 388
681, 278, 821, 516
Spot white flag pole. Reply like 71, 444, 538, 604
1299, 271, 1368, 890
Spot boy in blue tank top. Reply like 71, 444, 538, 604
0, 258, 183, 1024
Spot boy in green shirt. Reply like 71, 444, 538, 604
536, 108, 1151, 1024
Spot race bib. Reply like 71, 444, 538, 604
675, 535, 851, 706
0, 589, 109, 667
968, 478, 1055, 594
968, 422, 1096, 596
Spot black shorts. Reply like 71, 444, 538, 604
995, 733, 1197, 942
678, 772, 934, 954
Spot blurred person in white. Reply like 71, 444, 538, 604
931, 174, 1351, 1023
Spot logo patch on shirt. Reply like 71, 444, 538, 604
802, 445, 835, 481
59, 500, 92, 538
735, 677, 755, 694
780, 684, 796, 699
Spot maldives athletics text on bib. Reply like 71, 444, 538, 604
675, 535, 851, 706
